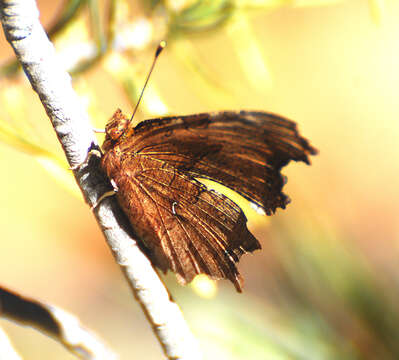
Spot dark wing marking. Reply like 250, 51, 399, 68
124, 111, 317, 215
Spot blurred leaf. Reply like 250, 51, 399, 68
0, 82, 80, 198
180, 292, 358, 360
0, 0, 87, 78
0, 120, 79, 197
368, 0, 385, 24
103, 52, 169, 117
35, 157, 80, 198
69, 0, 111, 75
269, 215, 399, 359
168, 0, 235, 35
48, 0, 88, 38
227, 13, 272, 92
170, 39, 236, 99
88, 0, 106, 50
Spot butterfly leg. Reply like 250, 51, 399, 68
70, 143, 103, 170
91, 179, 119, 210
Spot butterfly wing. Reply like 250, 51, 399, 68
101, 110, 317, 290
126, 111, 317, 215
102, 152, 260, 292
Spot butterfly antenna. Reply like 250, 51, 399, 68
130, 41, 166, 123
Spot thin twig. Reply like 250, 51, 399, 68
0, 1, 201, 359
0, 286, 117, 360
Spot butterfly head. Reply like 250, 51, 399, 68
102, 109, 133, 152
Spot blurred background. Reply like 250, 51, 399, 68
1, 0, 399, 359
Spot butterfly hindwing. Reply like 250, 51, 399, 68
103, 152, 260, 291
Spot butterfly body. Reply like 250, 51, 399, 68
101, 109, 317, 292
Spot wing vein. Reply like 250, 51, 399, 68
133, 178, 187, 277
137, 171, 237, 231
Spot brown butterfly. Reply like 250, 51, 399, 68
100, 108, 317, 292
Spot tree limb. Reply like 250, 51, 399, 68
0, 1, 201, 359
0, 286, 117, 360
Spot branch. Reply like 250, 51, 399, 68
0, 1, 201, 359
0, 286, 117, 360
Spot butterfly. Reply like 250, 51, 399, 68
100, 108, 317, 292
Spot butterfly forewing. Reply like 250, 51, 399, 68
126, 111, 317, 215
